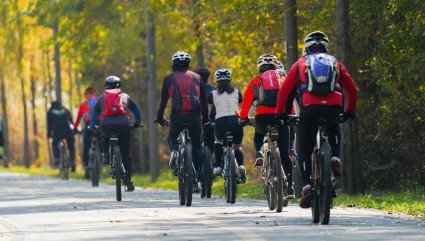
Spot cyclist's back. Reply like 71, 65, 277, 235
47, 101, 75, 171
89, 76, 142, 192
156, 51, 208, 182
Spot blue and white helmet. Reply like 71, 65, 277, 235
277, 61, 287, 77
214, 68, 232, 82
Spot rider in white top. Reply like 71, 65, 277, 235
207, 68, 245, 183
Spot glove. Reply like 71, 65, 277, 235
239, 117, 250, 126
154, 117, 166, 126
202, 116, 209, 125
275, 112, 289, 124
134, 122, 143, 128
343, 111, 356, 121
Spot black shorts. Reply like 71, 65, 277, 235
214, 115, 243, 144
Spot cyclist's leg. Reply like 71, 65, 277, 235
82, 127, 91, 168
51, 135, 60, 165
277, 122, 293, 187
298, 108, 318, 187
254, 114, 268, 166
100, 127, 111, 163
232, 118, 244, 167
188, 115, 203, 173
117, 125, 132, 179
65, 133, 76, 171
213, 120, 225, 169
324, 106, 343, 176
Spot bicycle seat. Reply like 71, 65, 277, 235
224, 132, 233, 147
266, 125, 279, 142
178, 123, 192, 130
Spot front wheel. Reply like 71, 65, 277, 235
90, 152, 101, 187
311, 151, 320, 223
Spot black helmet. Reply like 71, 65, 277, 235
193, 67, 210, 83
104, 76, 121, 89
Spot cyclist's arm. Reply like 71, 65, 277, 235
156, 79, 169, 120
207, 92, 216, 121
89, 98, 102, 129
127, 98, 141, 124
73, 102, 85, 130
239, 79, 255, 118
276, 61, 299, 114
338, 61, 358, 112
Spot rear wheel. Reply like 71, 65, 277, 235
272, 149, 284, 213
265, 152, 276, 210
184, 144, 193, 206
320, 143, 332, 225
224, 150, 231, 203
90, 152, 101, 187
113, 146, 123, 202
229, 151, 237, 204
178, 148, 186, 205
201, 146, 213, 198
311, 151, 320, 223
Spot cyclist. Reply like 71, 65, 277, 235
89, 76, 142, 192
193, 67, 215, 152
47, 101, 76, 172
73, 86, 101, 179
276, 31, 358, 208
239, 54, 297, 198
207, 68, 245, 182
277, 60, 298, 164
155, 51, 209, 192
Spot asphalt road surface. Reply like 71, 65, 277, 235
1, 172, 424, 241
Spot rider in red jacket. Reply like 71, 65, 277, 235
276, 31, 358, 208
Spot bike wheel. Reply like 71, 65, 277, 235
229, 151, 237, 204
224, 150, 231, 203
91, 152, 101, 187
113, 146, 123, 201
272, 149, 284, 212
265, 152, 276, 210
201, 146, 213, 199
311, 152, 320, 223
184, 144, 193, 206
62, 147, 70, 181
320, 143, 332, 225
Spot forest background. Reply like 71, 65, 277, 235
0, 0, 424, 194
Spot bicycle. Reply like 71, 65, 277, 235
58, 139, 70, 180
88, 133, 102, 187
94, 124, 142, 201
157, 120, 196, 206
243, 119, 289, 212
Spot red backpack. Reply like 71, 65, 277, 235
253, 70, 282, 107
102, 89, 128, 116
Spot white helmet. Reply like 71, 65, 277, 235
257, 54, 279, 68
304, 31, 329, 49
172, 51, 191, 63
277, 61, 287, 77
214, 68, 232, 82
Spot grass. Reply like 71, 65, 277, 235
1, 164, 424, 219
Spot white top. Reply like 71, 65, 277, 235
212, 89, 240, 119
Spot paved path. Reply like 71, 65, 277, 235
0, 172, 424, 240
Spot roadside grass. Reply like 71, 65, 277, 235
1, 165, 424, 219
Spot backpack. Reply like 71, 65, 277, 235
102, 89, 128, 116
304, 53, 337, 96
253, 70, 282, 107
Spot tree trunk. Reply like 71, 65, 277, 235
30, 60, 39, 162
134, 59, 148, 173
14, 0, 31, 168
285, 0, 301, 198
146, 6, 160, 182
43, 50, 54, 166
0, 68, 10, 167
53, 19, 62, 103
193, 0, 204, 67
335, 0, 363, 194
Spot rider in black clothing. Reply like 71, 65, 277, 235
155, 51, 209, 192
47, 101, 76, 172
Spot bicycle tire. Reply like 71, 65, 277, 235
320, 143, 332, 225
184, 144, 193, 206
90, 151, 101, 187
272, 149, 284, 212
224, 150, 231, 203
311, 151, 320, 223
61, 143, 70, 180
178, 147, 186, 205
265, 151, 276, 210
113, 146, 123, 201
229, 150, 237, 204
201, 146, 213, 199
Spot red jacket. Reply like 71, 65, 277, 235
276, 56, 358, 114
240, 76, 294, 118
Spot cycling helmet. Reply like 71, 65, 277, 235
104, 76, 121, 89
277, 61, 287, 77
304, 31, 329, 49
257, 54, 279, 68
214, 68, 232, 82
172, 51, 191, 64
